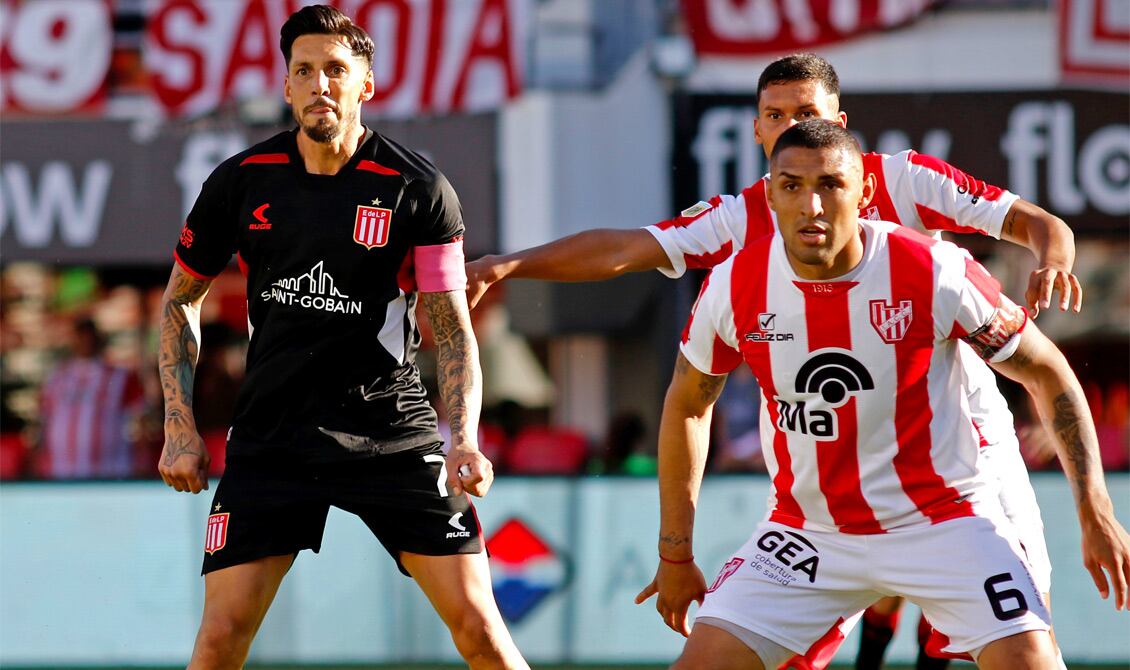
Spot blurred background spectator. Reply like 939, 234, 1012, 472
34, 316, 145, 479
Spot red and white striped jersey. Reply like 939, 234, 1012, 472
40, 359, 144, 479
680, 220, 1027, 533
649, 150, 1020, 445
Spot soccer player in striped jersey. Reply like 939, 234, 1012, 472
467, 53, 1081, 669
634, 120, 1128, 670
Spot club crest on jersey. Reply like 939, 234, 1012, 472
204, 512, 230, 554
863, 205, 881, 221
870, 299, 914, 343
354, 205, 392, 249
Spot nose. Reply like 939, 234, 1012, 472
314, 70, 330, 95
802, 191, 823, 218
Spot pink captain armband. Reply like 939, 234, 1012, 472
414, 239, 467, 292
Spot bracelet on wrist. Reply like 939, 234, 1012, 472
659, 554, 695, 565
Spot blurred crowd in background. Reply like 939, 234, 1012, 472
2, 262, 1126, 482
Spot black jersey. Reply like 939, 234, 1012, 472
175, 128, 463, 462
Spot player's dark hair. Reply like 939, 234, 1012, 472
280, 4, 374, 69
756, 53, 840, 105
770, 119, 861, 164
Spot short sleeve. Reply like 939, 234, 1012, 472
679, 262, 744, 376
893, 151, 1019, 239
412, 172, 465, 246
174, 164, 237, 279
645, 191, 753, 279
947, 256, 1028, 363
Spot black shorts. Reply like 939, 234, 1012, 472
200, 442, 482, 576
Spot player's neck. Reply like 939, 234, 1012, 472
789, 225, 866, 281
296, 123, 366, 175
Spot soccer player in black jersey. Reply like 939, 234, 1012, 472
157, 6, 528, 669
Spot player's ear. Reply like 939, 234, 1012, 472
859, 171, 876, 210
837, 110, 847, 129
284, 76, 293, 105
754, 117, 764, 146
360, 69, 375, 102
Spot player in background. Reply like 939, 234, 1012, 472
467, 53, 1080, 670
635, 120, 1129, 670
157, 6, 528, 669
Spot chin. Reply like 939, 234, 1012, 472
302, 122, 340, 143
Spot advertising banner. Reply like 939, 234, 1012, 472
1059, 0, 1130, 86
0, 0, 526, 118
0, 115, 498, 264
671, 90, 1130, 234
680, 0, 937, 56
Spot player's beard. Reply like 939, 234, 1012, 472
295, 104, 357, 144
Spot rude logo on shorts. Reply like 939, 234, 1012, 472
204, 512, 230, 554
446, 512, 471, 539
753, 530, 819, 585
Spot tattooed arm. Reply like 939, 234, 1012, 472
990, 321, 1130, 610
157, 264, 212, 494
997, 199, 1081, 317
635, 352, 728, 636
420, 289, 489, 497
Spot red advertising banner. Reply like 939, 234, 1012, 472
0, 0, 113, 114
1059, 0, 1130, 86
0, 0, 525, 118
680, 0, 937, 56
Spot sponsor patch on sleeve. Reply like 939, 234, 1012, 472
680, 201, 712, 219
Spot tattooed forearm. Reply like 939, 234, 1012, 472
158, 268, 210, 422
1052, 390, 1091, 487
423, 291, 481, 442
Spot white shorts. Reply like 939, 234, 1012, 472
982, 436, 1052, 593
697, 515, 1051, 663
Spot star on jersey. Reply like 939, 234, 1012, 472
371, 197, 382, 206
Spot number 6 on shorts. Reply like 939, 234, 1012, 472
984, 572, 1029, 621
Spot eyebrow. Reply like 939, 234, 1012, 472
773, 170, 847, 180
290, 58, 350, 70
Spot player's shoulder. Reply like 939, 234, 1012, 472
874, 219, 970, 268
224, 130, 296, 171
367, 131, 447, 185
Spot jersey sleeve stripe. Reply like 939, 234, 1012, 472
802, 286, 883, 534
357, 160, 401, 176
963, 257, 1002, 305
887, 233, 975, 524
908, 151, 1008, 203
173, 250, 218, 280
741, 179, 775, 246
863, 153, 903, 225
914, 203, 992, 235
239, 153, 290, 166
732, 241, 806, 527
